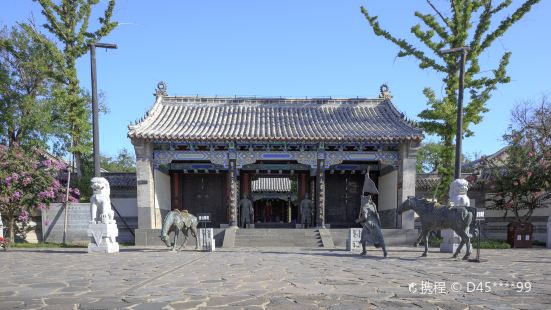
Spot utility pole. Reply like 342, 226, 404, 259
440, 46, 470, 179
90, 43, 117, 177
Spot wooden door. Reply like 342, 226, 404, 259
325, 174, 363, 227
181, 173, 227, 227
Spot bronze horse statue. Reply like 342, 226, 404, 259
397, 196, 473, 260
160, 210, 199, 251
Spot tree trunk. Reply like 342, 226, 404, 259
74, 152, 82, 181
9, 218, 15, 241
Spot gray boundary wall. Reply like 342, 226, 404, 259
42, 203, 90, 244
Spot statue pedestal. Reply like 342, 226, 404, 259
547, 217, 551, 249
87, 223, 119, 254
440, 229, 460, 253
198, 228, 215, 252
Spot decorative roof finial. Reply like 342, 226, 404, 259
379, 84, 393, 100
155, 81, 167, 97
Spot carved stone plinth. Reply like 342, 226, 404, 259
440, 229, 460, 253
87, 223, 119, 254
347, 228, 362, 251
198, 228, 215, 252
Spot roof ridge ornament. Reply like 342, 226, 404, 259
155, 81, 167, 97
379, 84, 393, 100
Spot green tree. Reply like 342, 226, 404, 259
361, 0, 540, 199
0, 25, 63, 149
29, 0, 117, 178
100, 148, 136, 173
416, 142, 445, 174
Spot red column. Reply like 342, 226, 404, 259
299, 173, 307, 198
170, 173, 180, 210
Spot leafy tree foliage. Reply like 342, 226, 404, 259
416, 142, 445, 174
0, 25, 63, 149
0, 146, 79, 240
479, 98, 551, 222
26, 0, 117, 177
100, 148, 136, 173
361, 0, 540, 199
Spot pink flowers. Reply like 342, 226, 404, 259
38, 190, 55, 200
18, 210, 29, 222
12, 191, 21, 199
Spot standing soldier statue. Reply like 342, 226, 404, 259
356, 172, 387, 257
300, 193, 314, 227
239, 193, 254, 228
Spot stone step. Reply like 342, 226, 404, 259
234, 228, 322, 247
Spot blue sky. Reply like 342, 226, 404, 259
2, 0, 550, 159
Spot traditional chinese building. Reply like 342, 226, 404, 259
128, 83, 423, 245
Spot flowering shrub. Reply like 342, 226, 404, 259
0, 236, 9, 251
0, 146, 79, 241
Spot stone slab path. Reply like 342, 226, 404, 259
0, 246, 550, 309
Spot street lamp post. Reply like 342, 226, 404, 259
90, 43, 117, 177
440, 46, 469, 179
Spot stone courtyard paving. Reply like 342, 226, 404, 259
0, 246, 550, 310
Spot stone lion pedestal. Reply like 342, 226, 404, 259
87, 223, 119, 253
87, 177, 119, 254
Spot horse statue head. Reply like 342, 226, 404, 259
397, 196, 417, 214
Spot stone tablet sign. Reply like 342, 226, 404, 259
42, 203, 90, 244
198, 228, 215, 252
347, 228, 362, 251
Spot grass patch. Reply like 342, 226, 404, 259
425, 236, 511, 249
472, 240, 511, 249
8, 242, 86, 248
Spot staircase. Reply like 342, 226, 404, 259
234, 229, 323, 248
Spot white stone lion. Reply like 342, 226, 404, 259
448, 179, 470, 208
90, 177, 115, 224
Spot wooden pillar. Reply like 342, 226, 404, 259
299, 173, 307, 198
316, 160, 326, 228
229, 160, 238, 227
241, 172, 250, 197
170, 173, 181, 210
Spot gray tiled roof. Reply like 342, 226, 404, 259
252, 177, 291, 193
102, 172, 136, 188
128, 96, 423, 143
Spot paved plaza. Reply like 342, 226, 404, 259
1, 246, 550, 309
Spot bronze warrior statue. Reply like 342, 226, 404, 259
300, 193, 314, 227
356, 173, 387, 257
239, 193, 254, 228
